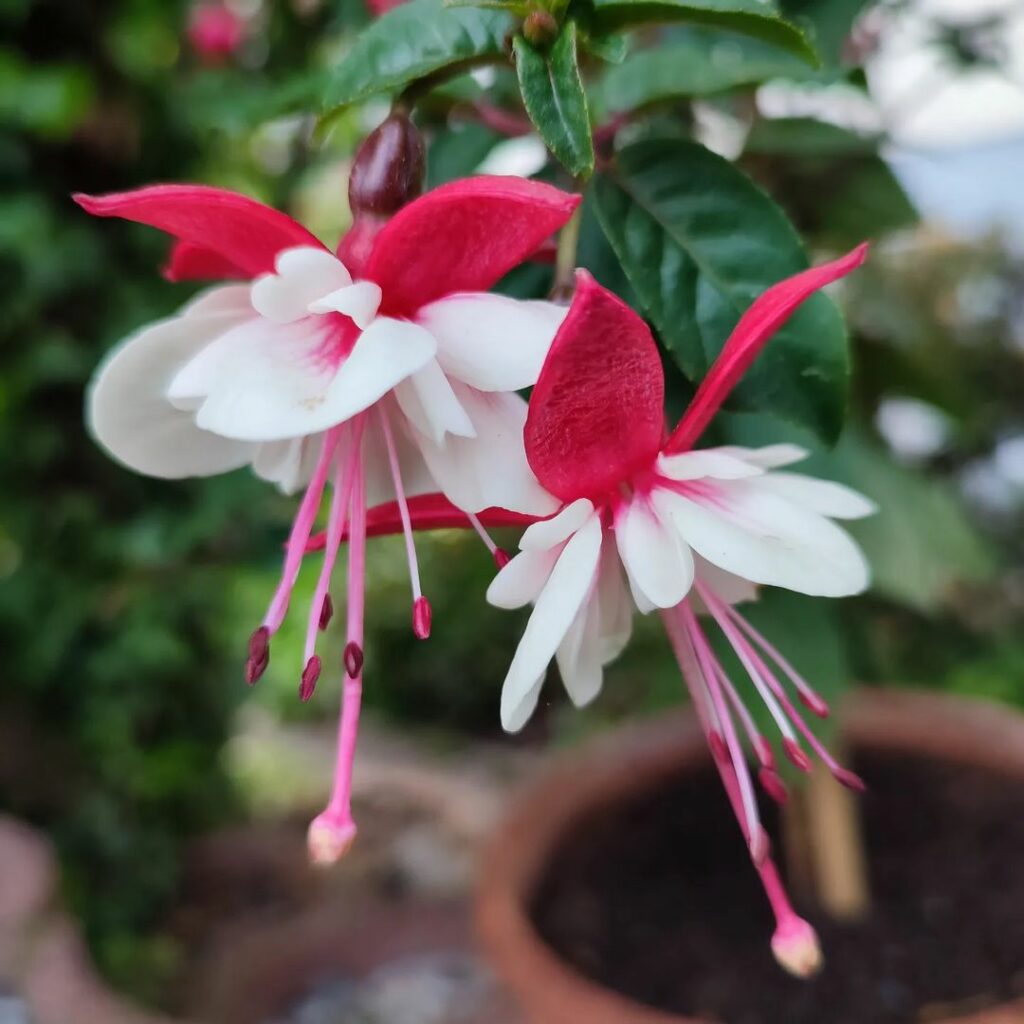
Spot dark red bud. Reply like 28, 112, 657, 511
344, 642, 364, 679
782, 739, 813, 774
522, 11, 559, 47
412, 596, 432, 640
348, 112, 425, 218
300, 656, 322, 702
493, 548, 511, 570
319, 594, 334, 631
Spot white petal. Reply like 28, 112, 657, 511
657, 449, 764, 481
88, 298, 256, 479
250, 247, 351, 324
394, 358, 476, 445
487, 548, 560, 609
555, 599, 604, 710
169, 315, 436, 442
413, 385, 559, 516
595, 537, 634, 662
520, 498, 595, 551
308, 281, 382, 328
757, 472, 877, 520
693, 554, 759, 608
252, 435, 326, 495
716, 443, 809, 469
183, 283, 254, 317
500, 514, 603, 732
657, 482, 870, 597
616, 493, 695, 609
420, 293, 568, 392
502, 674, 546, 734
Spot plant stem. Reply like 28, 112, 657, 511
552, 203, 582, 300
805, 760, 871, 920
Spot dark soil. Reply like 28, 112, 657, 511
532, 753, 1024, 1024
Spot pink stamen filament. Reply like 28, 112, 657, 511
302, 418, 365, 678
724, 602, 831, 718
666, 610, 809, 949
264, 429, 343, 634
680, 603, 764, 862
712, 659, 774, 769
377, 405, 423, 605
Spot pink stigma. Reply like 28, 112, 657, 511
413, 596, 432, 640
344, 641, 363, 679
772, 914, 823, 979
300, 656, 321, 702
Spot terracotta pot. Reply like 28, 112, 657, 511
476, 690, 1024, 1024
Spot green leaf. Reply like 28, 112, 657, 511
594, 137, 849, 442
599, 26, 812, 111
324, 0, 512, 111
514, 23, 595, 178
745, 115, 878, 156
779, 0, 869, 67
590, 0, 819, 66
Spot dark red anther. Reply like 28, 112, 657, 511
300, 656, 322, 702
413, 596, 432, 640
799, 690, 831, 719
245, 626, 270, 685
319, 594, 334, 631
493, 548, 511, 570
348, 112, 425, 219
759, 768, 789, 806
344, 642, 364, 679
707, 729, 730, 766
835, 767, 867, 792
782, 738, 813, 773
754, 736, 775, 770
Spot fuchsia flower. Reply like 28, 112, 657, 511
187, 3, 245, 63
78, 177, 579, 863
349, 246, 872, 973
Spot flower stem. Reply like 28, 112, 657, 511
552, 203, 582, 300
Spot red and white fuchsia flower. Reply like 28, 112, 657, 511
78, 177, 578, 864
350, 246, 872, 973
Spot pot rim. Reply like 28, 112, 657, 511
475, 689, 1024, 1024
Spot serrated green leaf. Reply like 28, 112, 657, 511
590, 0, 819, 66
514, 23, 594, 177
324, 0, 512, 111
593, 137, 849, 442
599, 26, 811, 110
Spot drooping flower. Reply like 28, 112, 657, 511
78, 176, 579, 863
345, 248, 873, 972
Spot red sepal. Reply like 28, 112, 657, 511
74, 185, 324, 279
163, 240, 246, 282
666, 244, 869, 453
524, 270, 664, 503
365, 176, 580, 316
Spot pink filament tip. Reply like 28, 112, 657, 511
319, 594, 334, 631
749, 826, 771, 867
300, 656, 322, 702
344, 641, 364, 679
799, 690, 831, 719
707, 729, 730, 766
759, 768, 789, 806
245, 626, 270, 685
754, 736, 776, 769
494, 548, 511, 570
412, 596, 432, 640
835, 767, 867, 792
783, 738, 813, 773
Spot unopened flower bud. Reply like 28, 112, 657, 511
522, 11, 559, 48
348, 112, 425, 219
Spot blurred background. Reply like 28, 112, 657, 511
2, 0, 1024, 1022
